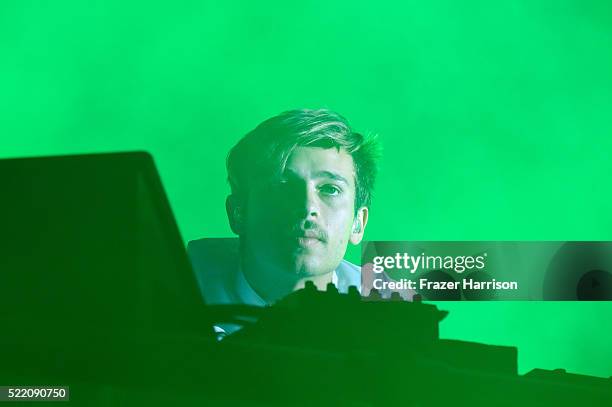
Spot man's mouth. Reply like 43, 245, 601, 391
295, 235, 322, 247
291, 230, 326, 248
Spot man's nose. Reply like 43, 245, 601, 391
304, 186, 320, 218
288, 182, 319, 219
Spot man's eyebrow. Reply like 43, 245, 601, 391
281, 169, 351, 185
312, 171, 350, 185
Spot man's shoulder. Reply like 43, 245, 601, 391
187, 238, 240, 304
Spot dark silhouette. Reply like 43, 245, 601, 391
1, 152, 609, 406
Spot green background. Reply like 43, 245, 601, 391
1, 1, 611, 378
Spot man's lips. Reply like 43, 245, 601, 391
296, 231, 324, 240
290, 230, 326, 247
294, 236, 322, 248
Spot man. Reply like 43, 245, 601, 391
188, 108, 380, 310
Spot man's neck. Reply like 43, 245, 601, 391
240, 255, 333, 304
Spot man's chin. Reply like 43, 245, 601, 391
286, 255, 335, 278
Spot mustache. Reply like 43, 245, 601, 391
289, 222, 327, 242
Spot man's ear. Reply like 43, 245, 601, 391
225, 195, 244, 235
349, 206, 369, 245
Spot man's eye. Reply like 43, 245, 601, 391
319, 184, 341, 196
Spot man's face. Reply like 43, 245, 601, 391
241, 146, 363, 277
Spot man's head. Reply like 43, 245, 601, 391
226, 109, 380, 278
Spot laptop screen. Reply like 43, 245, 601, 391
0, 151, 210, 346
